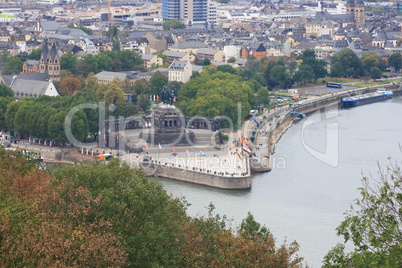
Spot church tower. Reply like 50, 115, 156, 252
346, 0, 365, 27
39, 40, 60, 81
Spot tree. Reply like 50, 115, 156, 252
217, 64, 237, 75
323, 158, 402, 267
84, 72, 99, 93
60, 52, 78, 74
148, 71, 168, 95
133, 79, 149, 95
104, 84, 125, 105
138, 94, 151, 113
28, 48, 42, 60
0, 154, 127, 267
294, 65, 314, 85
0, 97, 13, 131
362, 51, 386, 75
163, 19, 186, 31
78, 54, 99, 76
70, 109, 89, 142
0, 84, 13, 97
227, 57, 236, 63
116, 50, 142, 71
270, 65, 289, 89
51, 159, 187, 266
201, 58, 211, 66
300, 49, 327, 82
48, 111, 68, 144
177, 70, 253, 129
59, 77, 83, 96
114, 101, 138, 117
370, 67, 382, 80
330, 48, 364, 78
4, 57, 22, 74
388, 53, 402, 72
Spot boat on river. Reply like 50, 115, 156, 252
341, 89, 393, 108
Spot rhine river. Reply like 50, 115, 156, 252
160, 96, 402, 268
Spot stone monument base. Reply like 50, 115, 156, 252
140, 129, 194, 145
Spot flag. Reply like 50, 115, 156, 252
243, 144, 252, 154
144, 142, 149, 149
236, 153, 243, 160
240, 136, 249, 145
186, 147, 190, 156
253, 119, 260, 127
159, 143, 162, 149
200, 151, 207, 157
242, 150, 250, 157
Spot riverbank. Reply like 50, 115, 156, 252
268, 116, 295, 155
262, 83, 401, 160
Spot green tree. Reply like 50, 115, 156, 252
0, 97, 13, 131
163, 19, 186, 31
13, 101, 33, 137
78, 54, 99, 76
37, 106, 57, 140
227, 57, 236, 63
0, 84, 13, 98
255, 87, 270, 107
294, 65, 314, 85
28, 48, 42, 60
148, 71, 168, 95
270, 65, 289, 89
388, 53, 402, 72
114, 101, 138, 117
330, 48, 364, 78
217, 64, 237, 75
201, 58, 211, 66
323, 158, 402, 267
362, 51, 386, 75
177, 70, 253, 128
84, 72, 99, 93
116, 50, 142, 71
48, 110, 68, 144
370, 66, 382, 80
4, 57, 23, 74
133, 79, 148, 95
138, 94, 151, 113
300, 50, 327, 82
70, 109, 89, 142
51, 159, 187, 266
60, 52, 78, 74
104, 84, 125, 105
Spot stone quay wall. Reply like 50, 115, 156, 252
142, 163, 252, 189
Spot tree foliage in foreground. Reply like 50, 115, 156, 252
323, 158, 402, 267
0, 151, 305, 267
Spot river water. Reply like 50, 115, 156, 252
160, 96, 402, 268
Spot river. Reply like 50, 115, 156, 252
159, 96, 402, 268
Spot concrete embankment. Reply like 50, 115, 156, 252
142, 163, 252, 189
268, 115, 295, 155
